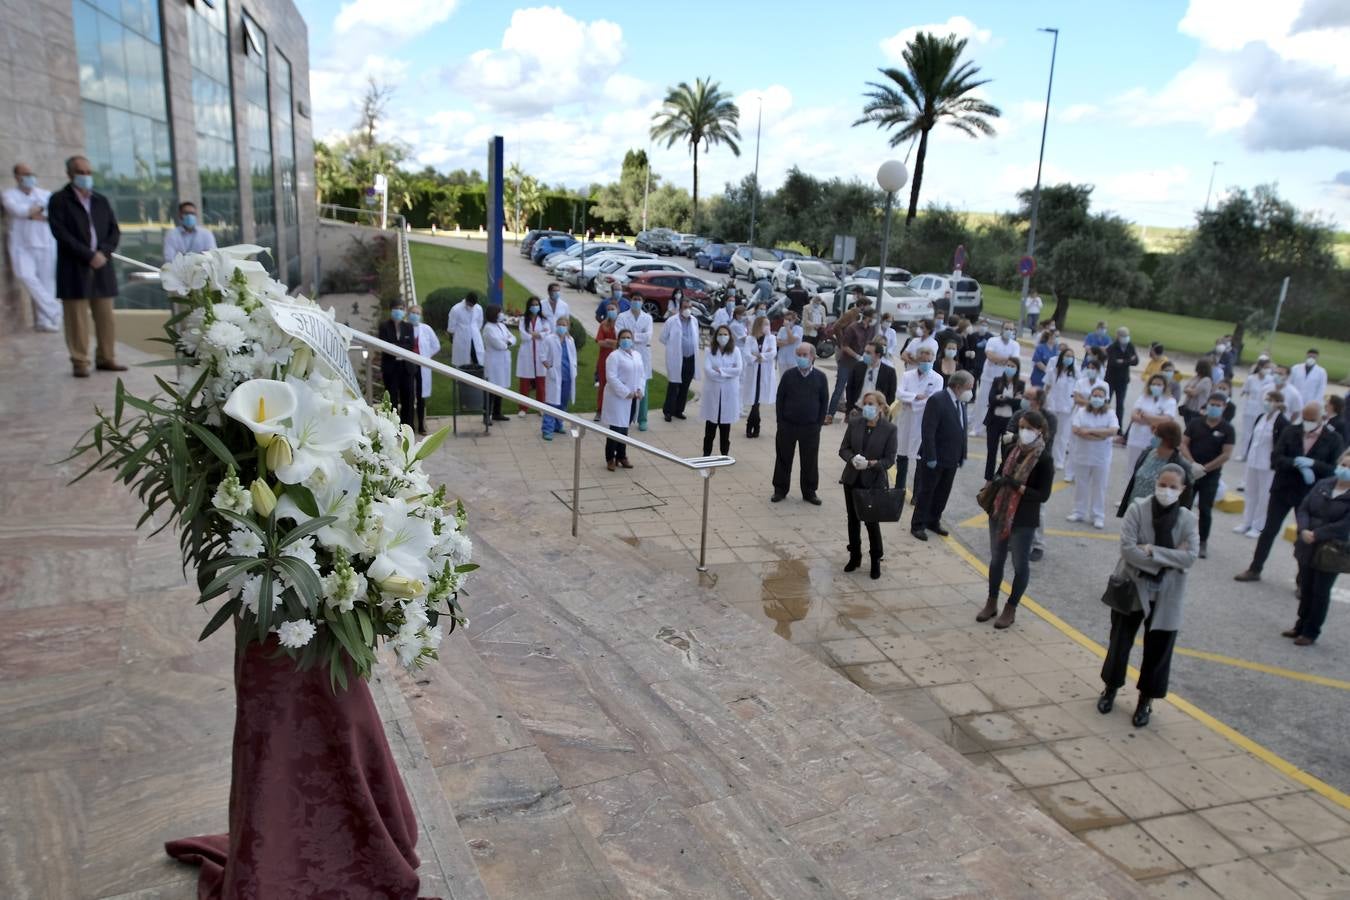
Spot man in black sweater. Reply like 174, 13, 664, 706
772, 343, 830, 504
1104, 326, 1138, 428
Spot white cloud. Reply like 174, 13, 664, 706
1058, 103, 1099, 124
880, 15, 993, 62
1177, 0, 1299, 51
333, 0, 459, 42
1098, 166, 1193, 206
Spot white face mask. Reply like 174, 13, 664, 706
1307, 357, 1318, 367
716, 333, 730, 347
958, 389, 974, 403
1018, 428, 1039, 445
1155, 485, 1181, 506
1303, 418, 1320, 432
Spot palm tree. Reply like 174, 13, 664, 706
854, 32, 1001, 224
650, 77, 741, 232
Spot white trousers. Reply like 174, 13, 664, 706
970, 371, 996, 434
1241, 468, 1273, 531
1072, 461, 1109, 521
11, 242, 60, 329
1052, 415, 1073, 469
1235, 412, 1259, 461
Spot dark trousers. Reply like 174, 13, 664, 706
1101, 607, 1177, 699
663, 356, 696, 416
415, 392, 427, 433
844, 487, 883, 560
984, 416, 1011, 481
989, 523, 1036, 606
911, 463, 957, 530
895, 455, 909, 494
1295, 563, 1338, 641
703, 421, 730, 456
1108, 378, 1129, 427
829, 359, 854, 415
1249, 494, 1297, 573
773, 423, 821, 497
606, 424, 630, 462
488, 395, 503, 419
747, 403, 761, 437
384, 365, 416, 428
1193, 470, 1221, 542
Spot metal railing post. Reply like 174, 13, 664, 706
698, 468, 713, 572
364, 352, 374, 404
571, 429, 583, 537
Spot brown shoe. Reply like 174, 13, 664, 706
976, 597, 999, 623
73, 364, 91, 378
1233, 570, 1260, 582
617, 459, 634, 469
96, 361, 128, 372
1293, 636, 1315, 646
606, 460, 617, 472
1281, 628, 1298, 638
994, 604, 1017, 629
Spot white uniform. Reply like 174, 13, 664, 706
480, 320, 515, 388
162, 225, 217, 262
601, 348, 644, 429
701, 349, 744, 424
1124, 393, 1179, 471
539, 295, 570, 328
742, 332, 777, 407
412, 321, 440, 398
514, 315, 550, 380
803, 302, 826, 338
1288, 361, 1328, 407
973, 334, 1020, 435
540, 332, 578, 405
1240, 411, 1281, 533
447, 300, 485, 367
710, 306, 734, 330
901, 335, 937, 369
1070, 406, 1119, 524
895, 367, 945, 460
616, 308, 654, 381
1280, 383, 1303, 423
1237, 371, 1274, 460
1044, 366, 1077, 469
2, 185, 60, 330
776, 323, 803, 372
661, 314, 700, 385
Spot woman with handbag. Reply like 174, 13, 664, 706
1287, 450, 1350, 646
977, 411, 1054, 628
1098, 464, 1199, 727
838, 390, 898, 580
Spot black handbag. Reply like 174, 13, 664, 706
816, 339, 836, 359
1314, 540, 1350, 574
1100, 571, 1142, 615
852, 485, 905, 523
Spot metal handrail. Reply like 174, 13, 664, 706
110, 252, 735, 572
399, 229, 417, 308
317, 203, 420, 312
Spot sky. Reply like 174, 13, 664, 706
294, 0, 1350, 229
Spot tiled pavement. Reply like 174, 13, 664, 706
433, 406, 1350, 899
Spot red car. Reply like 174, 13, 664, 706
623, 271, 713, 320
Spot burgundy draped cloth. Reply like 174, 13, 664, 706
166, 638, 437, 899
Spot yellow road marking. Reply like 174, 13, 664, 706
1043, 528, 1118, 541
1143, 643, 1350, 692
958, 481, 1073, 529
940, 534, 1350, 811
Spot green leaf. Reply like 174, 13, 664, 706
137, 356, 186, 366
255, 567, 275, 641
199, 557, 263, 602
413, 423, 452, 462
282, 483, 320, 518
278, 514, 337, 549
186, 422, 238, 469
114, 379, 125, 424
199, 597, 241, 641
272, 555, 323, 608
215, 507, 265, 538
356, 606, 374, 645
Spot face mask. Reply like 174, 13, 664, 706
913, 329, 924, 339
1062, 356, 1074, 367
944, 348, 957, 358
716, 333, 730, 347
1337, 466, 1350, 482
679, 308, 691, 319
181, 213, 197, 229
725, 301, 734, 310
548, 291, 560, 302
1307, 357, 1318, 367
408, 313, 421, 325
1097, 328, 1107, 336
795, 356, 811, 370
1150, 435, 1162, 449
606, 309, 617, 320
1263, 401, 1276, 415
1206, 404, 1224, 418
19, 175, 36, 189
619, 338, 633, 350
1089, 396, 1106, 409
1275, 375, 1287, 385
1149, 385, 1163, 398
1155, 486, 1181, 507
528, 304, 540, 314
861, 404, 878, 421
1118, 337, 1129, 346
1085, 368, 1098, 377
935, 319, 945, 329
73, 173, 94, 191
1002, 330, 1014, 341
917, 361, 932, 374
881, 321, 892, 331
1004, 366, 1016, 378
959, 389, 974, 403
1018, 428, 1039, 445
556, 323, 569, 335
862, 353, 875, 366
1303, 419, 1320, 432
390, 308, 405, 322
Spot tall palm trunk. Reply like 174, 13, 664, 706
905, 127, 930, 224
691, 142, 700, 232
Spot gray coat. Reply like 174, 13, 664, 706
1114, 497, 1199, 633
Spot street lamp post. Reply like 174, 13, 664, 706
1020, 26, 1059, 330
642, 143, 652, 231
1203, 160, 1221, 212
748, 96, 763, 248
876, 160, 909, 312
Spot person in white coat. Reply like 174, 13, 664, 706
776, 311, 803, 374
602, 328, 644, 470
2, 163, 60, 332
616, 303, 654, 431
877, 314, 899, 368
1043, 351, 1078, 472
893, 347, 944, 491
1236, 356, 1274, 461
1068, 384, 1120, 528
480, 304, 515, 422
539, 315, 578, 441
408, 304, 440, 436
701, 324, 744, 457
447, 292, 484, 367
742, 315, 777, 439
972, 323, 1019, 435
660, 298, 700, 422
540, 282, 570, 327
1235, 390, 1287, 537
514, 297, 550, 412
1124, 374, 1180, 472
1287, 349, 1328, 408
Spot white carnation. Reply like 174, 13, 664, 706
442, 530, 472, 566
277, 619, 317, 649
228, 527, 264, 557
238, 574, 263, 613
211, 302, 248, 324
177, 308, 207, 354
203, 320, 247, 354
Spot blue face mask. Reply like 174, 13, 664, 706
556, 323, 569, 335
1206, 404, 1224, 418
619, 337, 633, 350
19, 175, 36, 189
861, 404, 878, 421
606, 309, 617, 320
862, 353, 875, 366
1150, 435, 1162, 449
1089, 396, 1106, 409
528, 304, 540, 314
390, 308, 405, 322
1337, 466, 1350, 482
795, 355, 811, 370
408, 313, 421, 325
1004, 366, 1017, 378
917, 361, 932, 374
181, 213, 198, 229
1150, 385, 1163, 398
73, 174, 94, 191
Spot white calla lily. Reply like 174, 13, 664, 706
223, 379, 298, 445
365, 497, 436, 586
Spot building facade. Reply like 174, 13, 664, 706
1, 0, 316, 318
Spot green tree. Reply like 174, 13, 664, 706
593, 149, 656, 232
853, 32, 1001, 225
899, 204, 969, 274
650, 77, 741, 231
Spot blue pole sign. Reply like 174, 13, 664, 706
1018, 255, 1036, 278
485, 136, 504, 307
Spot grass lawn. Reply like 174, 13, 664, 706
978, 284, 1350, 381
410, 241, 668, 414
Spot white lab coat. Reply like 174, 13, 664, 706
413, 321, 440, 398
660, 315, 700, 384
895, 367, 946, 458
776, 323, 803, 372
710, 306, 734, 330
481, 321, 515, 387
878, 326, 899, 368
514, 315, 550, 379
701, 349, 744, 424
601, 348, 644, 428
616, 309, 654, 379
539, 295, 570, 327
1280, 384, 1304, 422
162, 225, 217, 262
1044, 367, 1077, 415
447, 300, 485, 366
742, 333, 777, 406
1288, 362, 1328, 405
540, 332, 578, 405
2, 185, 59, 329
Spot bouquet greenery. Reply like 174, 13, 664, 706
70, 245, 474, 690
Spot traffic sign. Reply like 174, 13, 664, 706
953, 243, 968, 271
833, 234, 857, 264
1018, 255, 1036, 277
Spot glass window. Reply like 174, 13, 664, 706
186, 0, 239, 245
276, 51, 301, 288
241, 13, 275, 270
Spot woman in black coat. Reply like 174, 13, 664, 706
1289, 451, 1350, 646
839, 389, 899, 580
983, 356, 1027, 481
979, 411, 1055, 629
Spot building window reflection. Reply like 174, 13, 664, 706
276, 52, 301, 289
242, 11, 275, 272
187, 0, 239, 245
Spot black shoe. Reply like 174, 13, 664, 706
770, 494, 786, 503
803, 494, 822, 506
844, 553, 862, 573
492, 414, 510, 422
1096, 688, 1116, 715
869, 557, 881, 580
1198, 541, 1208, 559
1030, 547, 1044, 562
1132, 699, 1152, 728
930, 524, 950, 537
910, 528, 928, 542
673, 413, 687, 420
664, 414, 673, 423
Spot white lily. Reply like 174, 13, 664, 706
365, 497, 436, 585
161, 253, 210, 295
223, 379, 297, 446
274, 462, 364, 554
270, 376, 364, 485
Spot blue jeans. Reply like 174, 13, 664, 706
543, 402, 568, 435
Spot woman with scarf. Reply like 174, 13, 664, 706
1099, 464, 1199, 727
978, 410, 1055, 629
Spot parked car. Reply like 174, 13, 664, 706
770, 248, 805, 261
624, 272, 715, 319
520, 229, 567, 256
531, 235, 576, 264
635, 229, 681, 255
731, 245, 780, 281
771, 257, 840, 293
547, 242, 627, 274
677, 234, 706, 256
909, 273, 983, 318
557, 250, 656, 289
852, 265, 912, 284
595, 258, 690, 296
695, 242, 734, 272
822, 280, 934, 327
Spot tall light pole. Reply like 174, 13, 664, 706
1020, 26, 1059, 325
876, 160, 909, 312
1203, 160, 1221, 212
748, 96, 763, 248
641, 142, 652, 231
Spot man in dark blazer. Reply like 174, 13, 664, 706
845, 338, 898, 413
1104, 326, 1138, 427
47, 155, 124, 377
1236, 400, 1344, 583
378, 301, 418, 427
772, 343, 830, 504
911, 369, 973, 541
